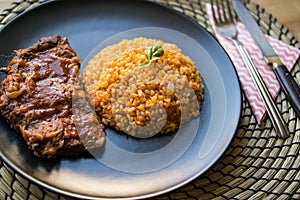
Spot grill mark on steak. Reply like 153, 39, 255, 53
0, 35, 106, 158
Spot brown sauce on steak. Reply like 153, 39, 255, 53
0, 35, 106, 158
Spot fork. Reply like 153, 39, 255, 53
211, 0, 289, 138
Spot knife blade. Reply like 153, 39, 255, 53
233, 0, 300, 119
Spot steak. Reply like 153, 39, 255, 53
0, 35, 106, 158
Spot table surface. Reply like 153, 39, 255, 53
252, 0, 300, 41
0, 0, 299, 42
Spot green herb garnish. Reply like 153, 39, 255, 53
139, 44, 164, 67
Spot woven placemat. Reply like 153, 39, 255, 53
0, 0, 299, 199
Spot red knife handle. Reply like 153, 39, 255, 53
274, 64, 300, 118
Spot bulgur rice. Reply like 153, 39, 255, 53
83, 37, 204, 137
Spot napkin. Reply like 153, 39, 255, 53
206, 4, 300, 123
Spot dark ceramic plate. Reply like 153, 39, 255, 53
0, 0, 241, 199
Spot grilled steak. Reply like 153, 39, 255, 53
0, 35, 106, 158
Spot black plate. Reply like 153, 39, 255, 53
0, 0, 241, 199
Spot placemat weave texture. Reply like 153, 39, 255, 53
0, 0, 299, 199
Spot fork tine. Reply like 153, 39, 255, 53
220, 0, 226, 20
210, 0, 219, 24
225, 0, 234, 22
212, 0, 231, 24
215, 0, 223, 23
219, 0, 232, 23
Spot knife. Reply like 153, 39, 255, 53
233, 0, 300, 118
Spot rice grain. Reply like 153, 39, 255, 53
83, 37, 204, 137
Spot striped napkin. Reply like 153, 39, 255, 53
206, 4, 300, 123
